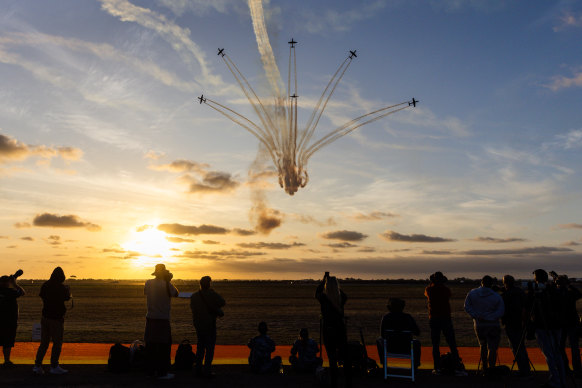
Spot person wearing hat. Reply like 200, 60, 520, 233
0, 274, 25, 367
379, 298, 421, 369
424, 272, 465, 375
144, 264, 179, 380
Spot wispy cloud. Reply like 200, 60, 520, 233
32, 213, 101, 231
462, 246, 573, 256
381, 230, 455, 243
554, 223, 582, 230
545, 69, 582, 91
151, 159, 239, 194
299, 1, 389, 34
325, 242, 358, 249
352, 211, 398, 221
237, 242, 305, 250
321, 230, 368, 242
232, 228, 257, 236
471, 236, 527, 243
553, 12, 582, 32
99, 0, 222, 87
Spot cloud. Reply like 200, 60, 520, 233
166, 236, 194, 243
0, 133, 83, 165
421, 250, 453, 255
554, 223, 582, 230
556, 130, 582, 149
562, 241, 581, 247
203, 240, 220, 245
294, 215, 336, 227
99, 0, 221, 86
321, 230, 368, 242
325, 242, 358, 249
149, 159, 208, 173
47, 235, 61, 245
20, 236, 34, 241
462, 246, 573, 256
237, 242, 305, 250
181, 171, 239, 194
136, 225, 152, 232
546, 70, 582, 91
14, 222, 31, 229
177, 248, 266, 260
352, 211, 398, 221
554, 12, 582, 31
232, 228, 256, 236
32, 213, 101, 231
145, 150, 165, 160
300, 1, 389, 34
157, 0, 234, 16
157, 223, 229, 235
381, 230, 455, 243
252, 206, 283, 235
471, 237, 527, 243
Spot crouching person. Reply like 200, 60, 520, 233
289, 328, 322, 372
248, 321, 282, 374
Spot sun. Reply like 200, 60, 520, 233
122, 227, 175, 266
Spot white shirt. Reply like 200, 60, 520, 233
144, 278, 178, 320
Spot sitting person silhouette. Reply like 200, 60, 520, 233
289, 328, 323, 372
377, 297, 421, 369
248, 322, 282, 374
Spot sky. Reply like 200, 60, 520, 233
1, 0, 581, 280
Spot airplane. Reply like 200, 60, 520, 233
349, 50, 357, 59
408, 97, 419, 107
198, 95, 206, 104
288, 38, 297, 48
290, 93, 298, 99
217, 48, 225, 57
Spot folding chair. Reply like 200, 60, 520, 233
383, 330, 415, 382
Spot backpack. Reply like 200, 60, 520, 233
440, 352, 464, 375
129, 340, 146, 368
174, 339, 196, 370
107, 343, 130, 373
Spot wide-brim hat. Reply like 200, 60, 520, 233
152, 263, 167, 276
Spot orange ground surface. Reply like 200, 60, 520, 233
10, 343, 554, 370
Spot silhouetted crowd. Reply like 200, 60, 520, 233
1, 266, 581, 388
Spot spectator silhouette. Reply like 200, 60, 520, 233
190, 275, 225, 378
527, 269, 567, 388
289, 328, 322, 372
464, 275, 505, 371
501, 274, 531, 376
315, 272, 352, 388
0, 273, 25, 367
144, 264, 179, 380
378, 297, 421, 369
555, 274, 581, 376
424, 271, 465, 376
33, 267, 71, 375
247, 321, 282, 374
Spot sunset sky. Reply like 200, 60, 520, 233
1, 0, 581, 280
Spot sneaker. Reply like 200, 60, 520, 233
3, 361, 15, 368
454, 369, 468, 376
432, 369, 443, 375
49, 365, 68, 375
32, 365, 45, 375
158, 373, 175, 380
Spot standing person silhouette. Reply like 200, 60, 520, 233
315, 272, 352, 388
0, 272, 25, 367
190, 275, 225, 378
424, 271, 466, 376
33, 267, 71, 375
144, 264, 179, 380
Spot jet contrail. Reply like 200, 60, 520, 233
200, 0, 416, 195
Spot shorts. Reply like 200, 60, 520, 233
0, 323, 17, 347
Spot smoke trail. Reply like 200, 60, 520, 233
248, 145, 283, 234
248, 0, 285, 99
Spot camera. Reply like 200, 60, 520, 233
11, 269, 23, 279
163, 270, 173, 282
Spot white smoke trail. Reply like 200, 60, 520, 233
248, 0, 285, 99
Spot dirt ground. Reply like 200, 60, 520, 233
0, 364, 579, 388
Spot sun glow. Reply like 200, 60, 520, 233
122, 227, 176, 267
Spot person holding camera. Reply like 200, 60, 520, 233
0, 271, 25, 367
315, 272, 352, 388
501, 274, 531, 376
33, 267, 71, 375
144, 264, 179, 380
190, 275, 225, 378
464, 275, 505, 372
527, 269, 567, 388
424, 271, 465, 376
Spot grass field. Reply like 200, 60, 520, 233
13, 279, 582, 348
